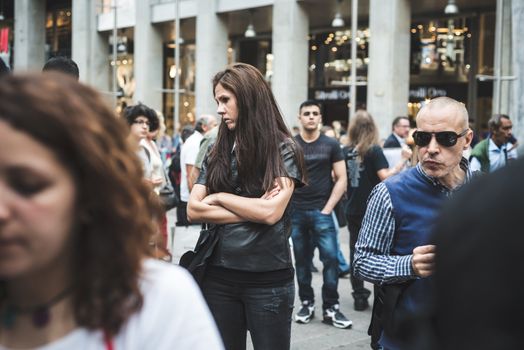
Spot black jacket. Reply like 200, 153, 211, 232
196, 140, 304, 272
383, 133, 402, 148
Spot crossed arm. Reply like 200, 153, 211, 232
187, 177, 296, 225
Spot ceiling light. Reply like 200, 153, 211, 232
332, 13, 344, 27
332, 0, 345, 28
245, 23, 256, 38
444, 0, 459, 14
245, 9, 256, 38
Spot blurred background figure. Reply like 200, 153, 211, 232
42, 56, 79, 80
470, 114, 518, 173
343, 110, 411, 315
0, 74, 223, 349
383, 116, 411, 149
0, 58, 9, 77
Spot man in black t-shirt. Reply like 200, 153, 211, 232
291, 100, 352, 329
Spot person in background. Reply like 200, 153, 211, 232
123, 103, 163, 188
342, 110, 411, 350
0, 58, 9, 77
0, 73, 223, 349
470, 114, 518, 173
42, 57, 79, 81
188, 63, 306, 350
320, 125, 350, 278
291, 100, 352, 329
383, 116, 411, 148
178, 115, 216, 226
188, 115, 219, 188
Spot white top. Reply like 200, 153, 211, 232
180, 131, 203, 202
0, 260, 224, 350
470, 139, 518, 172
140, 139, 166, 193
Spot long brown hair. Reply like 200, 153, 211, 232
348, 110, 380, 160
207, 63, 305, 194
0, 74, 160, 336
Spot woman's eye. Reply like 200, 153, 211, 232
9, 178, 49, 197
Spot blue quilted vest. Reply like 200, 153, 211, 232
381, 166, 447, 349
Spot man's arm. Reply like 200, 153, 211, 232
186, 164, 196, 191
321, 160, 347, 214
353, 183, 417, 285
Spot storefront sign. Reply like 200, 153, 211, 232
409, 86, 447, 100
314, 89, 350, 101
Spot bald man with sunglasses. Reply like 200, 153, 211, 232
353, 97, 474, 350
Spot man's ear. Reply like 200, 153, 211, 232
464, 129, 474, 149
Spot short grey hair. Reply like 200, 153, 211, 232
416, 96, 469, 129
488, 114, 510, 132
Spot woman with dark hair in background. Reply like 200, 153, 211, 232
188, 63, 306, 350
0, 74, 223, 349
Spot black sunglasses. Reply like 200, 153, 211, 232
412, 129, 469, 147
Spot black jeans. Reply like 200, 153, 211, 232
202, 277, 294, 350
347, 215, 371, 301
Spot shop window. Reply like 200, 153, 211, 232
163, 43, 196, 131
308, 29, 369, 89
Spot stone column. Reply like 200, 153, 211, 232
367, 0, 411, 140
492, 0, 513, 115
272, 0, 309, 128
511, 0, 524, 145
72, 0, 110, 93
14, 0, 45, 71
195, 0, 228, 117
133, 0, 163, 110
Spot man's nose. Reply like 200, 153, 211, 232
427, 135, 439, 153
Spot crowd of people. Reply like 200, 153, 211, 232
0, 56, 522, 350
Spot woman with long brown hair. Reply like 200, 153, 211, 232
187, 63, 306, 350
0, 74, 222, 349
343, 110, 411, 347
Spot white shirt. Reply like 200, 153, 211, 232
2, 260, 224, 350
470, 139, 518, 172
180, 131, 203, 202
140, 139, 165, 193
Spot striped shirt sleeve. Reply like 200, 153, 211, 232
353, 182, 417, 285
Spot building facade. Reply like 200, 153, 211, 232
2, 0, 522, 143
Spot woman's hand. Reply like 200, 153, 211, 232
261, 181, 281, 200
202, 193, 220, 206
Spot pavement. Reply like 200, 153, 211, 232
166, 212, 374, 350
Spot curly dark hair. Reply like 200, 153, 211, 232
122, 103, 160, 132
0, 73, 161, 336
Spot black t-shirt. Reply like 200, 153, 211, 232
345, 144, 389, 216
292, 133, 344, 210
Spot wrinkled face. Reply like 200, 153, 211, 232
0, 121, 76, 280
130, 116, 150, 141
298, 105, 322, 132
394, 118, 410, 138
492, 117, 513, 145
416, 106, 472, 183
215, 83, 239, 131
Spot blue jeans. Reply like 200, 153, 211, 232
333, 212, 350, 272
291, 208, 339, 309
202, 277, 294, 350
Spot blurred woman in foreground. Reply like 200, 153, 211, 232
0, 74, 223, 349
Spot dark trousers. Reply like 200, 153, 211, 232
202, 277, 294, 350
291, 208, 339, 309
347, 215, 371, 301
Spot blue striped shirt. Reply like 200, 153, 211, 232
354, 158, 472, 285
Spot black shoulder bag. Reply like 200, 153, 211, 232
179, 223, 220, 286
